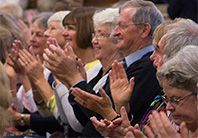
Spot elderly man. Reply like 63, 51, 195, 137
43, 0, 164, 137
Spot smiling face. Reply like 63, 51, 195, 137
162, 81, 197, 131
113, 7, 142, 56
92, 23, 119, 62
150, 34, 166, 70
62, 24, 76, 48
30, 21, 47, 55
44, 20, 66, 48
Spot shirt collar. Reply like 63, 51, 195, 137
125, 45, 154, 67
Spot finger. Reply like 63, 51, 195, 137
17, 19, 26, 29
29, 46, 36, 57
159, 112, 176, 136
90, 116, 107, 130
144, 125, 155, 138
120, 106, 130, 126
111, 60, 118, 80
52, 38, 59, 47
22, 49, 35, 62
103, 119, 111, 126
65, 44, 76, 59
133, 129, 147, 138
117, 61, 127, 80
110, 118, 122, 128
43, 48, 57, 65
16, 40, 25, 49
18, 50, 33, 64
128, 77, 135, 94
149, 111, 160, 134
48, 44, 63, 57
98, 88, 108, 100
124, 131, 135, 138
179, 122, 189, 138
134, 124, 140, 130
11, 104, 17, 111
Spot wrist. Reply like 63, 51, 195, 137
20, 114, 25, 126
103, 108, 118, 121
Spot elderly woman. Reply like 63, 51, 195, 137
43, 8, 123, 137
146, 45, 198, 138
7, 12, 67, 136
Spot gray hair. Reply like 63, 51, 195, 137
47, 11, 70, 30
32, 12, 53, 29
164, 19, 198, 60
120, 0, 164, 36
93, 8, 119, 42
157, 45, 198, 95
93, 8, 119, 27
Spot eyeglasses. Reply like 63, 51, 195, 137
116, 22, 143, 29
161, 93, 194, 105
92, 32, 110, 39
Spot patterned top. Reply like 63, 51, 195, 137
139, 91, 166, 133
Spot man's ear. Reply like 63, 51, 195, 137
141, 23, 151, 38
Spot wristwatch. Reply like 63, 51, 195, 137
20, 114, 25, 126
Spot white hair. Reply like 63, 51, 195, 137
93, 8, 119, 27
47, 11, 70, 30
164, 19, 198, 61
157, 45, 198, 95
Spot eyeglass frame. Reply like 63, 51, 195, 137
116, 22, 143, 29
92, 32, 111, 40
161, 93, 195, 105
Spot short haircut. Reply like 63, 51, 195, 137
164, 19, 198, 60
48, 11, 70, 30
32, 12, 53, 29
157, 45, 198, 95
63, 7, 96, 49
120, 0, 164, 36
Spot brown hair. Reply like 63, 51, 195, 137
63, 7, 96, 49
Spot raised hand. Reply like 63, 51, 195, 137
109, 60, 135, 113
18, 48, 44, 83
90, 106, 132, 138
71, 87, 117, 120
145, 111, 191, 138
43, 44, 82, 87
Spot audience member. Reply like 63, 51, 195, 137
0, 62, 12, 136
0, 2, 23, 19
44, 0, 164, 137
43, 7, 122, 137
145, 45, 198, 138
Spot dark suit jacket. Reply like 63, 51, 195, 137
69, 52, 162, 137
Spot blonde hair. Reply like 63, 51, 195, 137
0, 2, 23, 19
0, 62, 12, 136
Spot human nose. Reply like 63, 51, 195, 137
92, 35, 97, 43
113, 25, 120, 36
30, 33, 36, 42
62, 29, 69, 37
166, 102, 174, 111
150, 50, 156, 61
44, 30, 50, 37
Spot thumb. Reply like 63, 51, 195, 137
120, 106, 130, 126
129, 77, 135, 93
11, 104, 17, 111
98, 88, 108, 99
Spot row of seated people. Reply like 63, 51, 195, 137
0, 0, 197, 137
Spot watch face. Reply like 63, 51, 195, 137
20, 121, 25, 126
